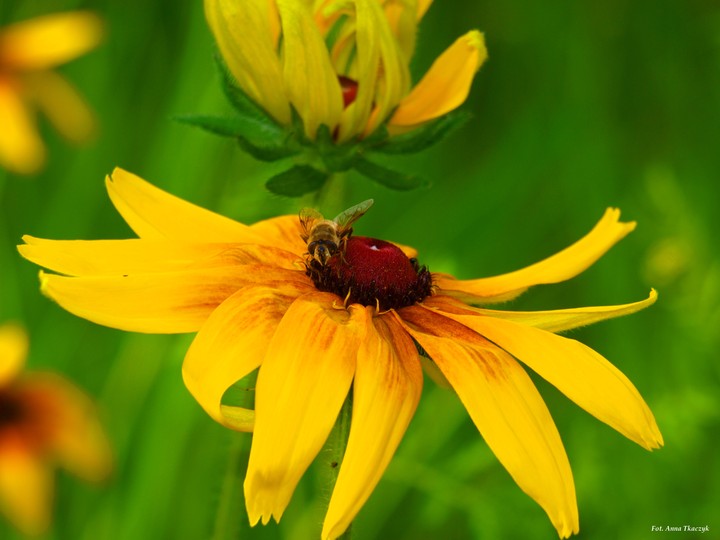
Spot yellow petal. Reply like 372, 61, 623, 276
442, 309, 663, 450
245, 294, 361, 525
396, 306, 579, 538
204, 0, 291, 125
358, 0, 409, 135
383, 0, 420, 61
19, 237, 299, 276
0, 324, 28, 387
390, 30, 486, 127
38, 265, 308, 334
0, 11, 102, 70
182, 286, 297, 432
105, 168, 266, 242
425, 290, 658, 334
323, 309, 422, 540
250, 215, 307, 255
24, 71, 95, 144
0, 448, 52, 536
19, 374, 111, 482
435, 208, 637, 304
336, 1, 379, 140
416, 0, 432, 20
0, 82, 45, 175
276, 0, 343, 138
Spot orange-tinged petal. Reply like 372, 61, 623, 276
384, 0, 419, 61
0, 82, 45, 175
105, 168, 267, 242
0, 324, 28, 387
245, 294, 361, 525
396, 306, 579, 538
425, 290, 658, 334
416, 0, 432, 20
204, 0, 291, 125
0, 11, 102, 70
24, 71, 95, 144
38, 265, 308, 334
390, 30, 486, 127
441, 309, 663, 450
323, 309, 422, 540
0, 448, 52, 536
19, 237, 299, 276
276, 0, 344, 138
19, 374, 111, 482
182, 286, 298, 432
435, 208, 637, 304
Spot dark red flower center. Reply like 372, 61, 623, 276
0, 390, 26, 427
338, 75, 359, 108
306, 236, 433, 310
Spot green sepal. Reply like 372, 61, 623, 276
370, 111, 472, 155
215, 54, 277, 125
236, 136, 299, 162
316, 125, 359, 172
266, 165, 329, 197
353, 157, 428, 191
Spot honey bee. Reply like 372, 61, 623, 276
299, 199, 374, 265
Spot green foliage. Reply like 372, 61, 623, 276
265, 165, 329, 197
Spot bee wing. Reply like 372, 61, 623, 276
299, 207, 323, 241
333, 199, 374, 235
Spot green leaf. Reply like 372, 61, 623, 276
353, 157, 428, 191
266, 165, 329, 197
371, 111, 473, 155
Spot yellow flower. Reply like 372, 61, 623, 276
0, 324, 111, 535
0, 12, 102, 175
19, 168, 662, 539
205, 0, 487, 141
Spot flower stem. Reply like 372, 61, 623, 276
328, 391, 354, 539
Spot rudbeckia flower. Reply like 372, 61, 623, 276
0, 324, 111, 535
0, 11, 102, 175
19, 168, 662, 539
205, 0, 487, 141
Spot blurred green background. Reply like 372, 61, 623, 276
1, 0, 719, 539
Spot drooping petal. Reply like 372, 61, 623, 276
19, 237, 299, 277
323, 309, 422, 540
245, 294, 361, 526
337, 0, 380, 140
357, 0, 410, 135
396, 306, 579, 538
276, 0, 344, 138
435, 208, 637, 304
204, 0, 291, 124
439, 308, 663, 450
182, 286, 300, 432
425, 290, 658, 334
37, 265, 308, 334
23, 72, 95, 143
19, 374, 111, 482
0, 447, 52, 536
0, 324, 28, 387
0, 82, 45, 175
390, 30, 487, 128
0, 11, 102, 70
105, 168, 267, 243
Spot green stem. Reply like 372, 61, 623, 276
212, 434, 250, 540
313, 172, 346, 213
328, 391, 354, 539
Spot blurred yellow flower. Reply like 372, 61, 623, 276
205, 0, 487, 141
19, 168, 662, 539
0, 324, 111, 536
0, 12, 102, 175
